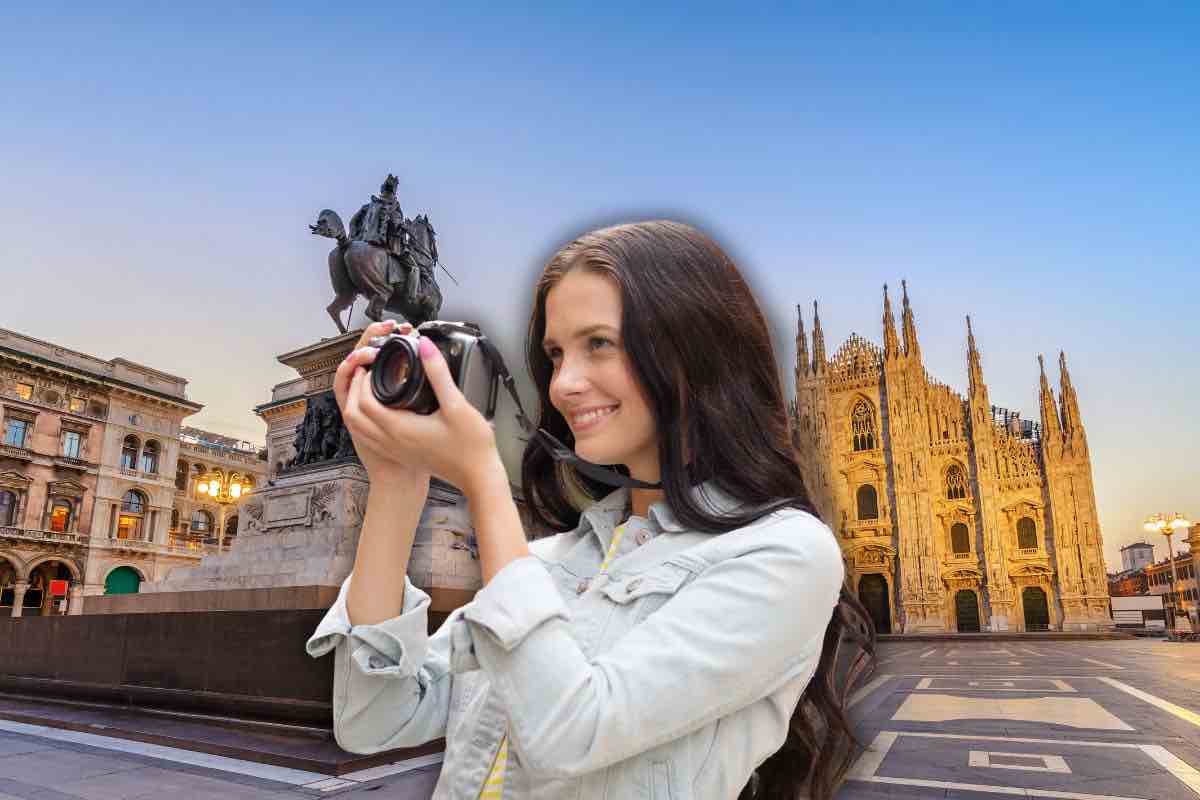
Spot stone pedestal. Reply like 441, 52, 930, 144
146, 463, 370, 596
136, 463, 486, 613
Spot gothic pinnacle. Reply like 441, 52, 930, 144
811, 300, 826, 374
883, 283, 900, 359
900, 279, 921, 360
1058, 350, 1081, 434
795, 304, 810, 378
1039, 353, 1063, 438
966, 315, 985, 395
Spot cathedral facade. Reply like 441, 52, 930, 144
789, 283, 1111, 633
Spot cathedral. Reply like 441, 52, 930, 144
789, 282, 1111, 634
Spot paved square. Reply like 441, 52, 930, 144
844, 638, 1200, 799
0, 639, 1197, 798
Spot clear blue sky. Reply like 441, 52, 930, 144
3, 3, 1197, 569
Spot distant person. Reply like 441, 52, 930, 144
307, 220, 877, 799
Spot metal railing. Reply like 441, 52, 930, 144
1018, 547, 1041, 557
0, 527, 86, 545
54, 456, 89, 469
0, 444, 34, 460
97, 536, 204, 557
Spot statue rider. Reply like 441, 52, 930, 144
348, 174, 411, 293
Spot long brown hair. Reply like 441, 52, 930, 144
520, 220, 877, 799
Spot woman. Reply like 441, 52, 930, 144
307, 221, 876, 799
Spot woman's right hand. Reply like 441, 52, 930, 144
333, 320, 431, 486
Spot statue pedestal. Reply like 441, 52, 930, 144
144, 463, 369, 599
138, 463, 483, 613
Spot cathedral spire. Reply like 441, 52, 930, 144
966, 315, 985, 395
1058, 350, 1081, 434
900, 279, 921, 361
795, 304, 810, 379
811, 300, 826, 374
1038, 354, 1062, 439
882, 284, 900, 359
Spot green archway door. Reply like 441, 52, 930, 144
955, 590, 981, 632
104, 567, 141, 595
858, 573, 891, 634
1022, 586, 1050, 631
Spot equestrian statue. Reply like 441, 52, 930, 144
310, 174, 453, 333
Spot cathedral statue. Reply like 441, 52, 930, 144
310, 174, 446, 333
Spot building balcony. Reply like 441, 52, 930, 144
0, 444, 34, 461
53, 456, 90, 471
949, 552, 975, 562
0, 526, 86, 547
1011, 546, 1049, 561
94, 536, 203, 558
845, 514, 890, 538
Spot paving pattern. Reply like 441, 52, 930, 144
0, 640, 1196, 798
841, 638, 1200, 799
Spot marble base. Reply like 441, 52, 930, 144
141, 462, 484, 611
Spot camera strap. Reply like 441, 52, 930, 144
422, 321, 663, 490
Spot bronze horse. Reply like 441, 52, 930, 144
310, 210, 444, 333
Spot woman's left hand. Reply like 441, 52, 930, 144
346, 334, 504, 493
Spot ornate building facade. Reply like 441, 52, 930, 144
789, 284, 1111, 633
0, 328, 266, 615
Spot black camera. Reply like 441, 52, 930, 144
368, 320, 500, 417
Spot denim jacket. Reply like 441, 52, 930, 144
305, 481, 845, 800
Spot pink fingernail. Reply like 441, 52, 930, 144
418, 337, 436, 359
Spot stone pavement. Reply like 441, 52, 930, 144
0, 639, 1196, 798
840, 638, 1200, 799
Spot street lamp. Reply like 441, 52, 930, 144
1144, 512, 1192, 638
197, 471, 250, 550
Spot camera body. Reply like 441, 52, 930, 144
368, 320, 500, 417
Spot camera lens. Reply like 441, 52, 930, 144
383, 347, 412, 392
370, 336, 425, 408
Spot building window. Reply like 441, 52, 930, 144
225, 514, 239, 540
946, 465, 968, 500
15, 383, 33, 401
121, 490, 145, 514
61, 430, 82, 459
175, 460, 189, 490
118, 490, 147, 539
856, 484, 879, 520
140, 440, 160, 474
191, 509, 213, 533
1017, 517, 1037, 549
951, 522, 971, 555
0, 490, 16, 526
48, 500, 72, 533
171, 508, 180, 530
120, 435, 140, 470
69, 397, 87, 414
3, 418, 29, 448
851, 400, 876, 452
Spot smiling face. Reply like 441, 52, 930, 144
542, 269, 660, 481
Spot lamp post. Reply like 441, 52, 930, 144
1144, 512, 1192, 639
197, 471, 249, 550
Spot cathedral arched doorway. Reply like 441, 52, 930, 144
1022, 586, 1050, 631
954, 589, 981, 632
858, 573, 891, 634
